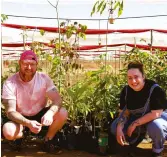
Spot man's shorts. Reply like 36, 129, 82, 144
24, 107, 50, 134
25, 107, 50, 123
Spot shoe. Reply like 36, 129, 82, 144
9, 138, 24, 151
8, 129, 30, 151
152, 152, 163, 157
41, 139, 62, 154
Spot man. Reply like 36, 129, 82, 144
2, 50, 68, 153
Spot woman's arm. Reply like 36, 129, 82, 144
131, 109, 163, 127
127, 109, 163, 137
117, 109, 130, 129
116, 109, 130, 146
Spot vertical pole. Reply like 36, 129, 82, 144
1, 26, 3, 76
124, 44, 127, 67
115, 50, 116, 75
56, 0, 61, 91
119, 49, 121, 73
23, 29, 26, 51
98, 20, 101, 46
134, 37, 136, 47
150, 29, 153, 53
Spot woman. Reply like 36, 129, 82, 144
111, 61, 167, 157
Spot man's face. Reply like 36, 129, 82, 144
19, 59, 37, 77
127, 68, 145, 91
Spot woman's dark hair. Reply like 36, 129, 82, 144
127, 61, 144, 75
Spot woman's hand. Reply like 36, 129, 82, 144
116, 125, 126, 146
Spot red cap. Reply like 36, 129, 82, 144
20, 50, 38, 62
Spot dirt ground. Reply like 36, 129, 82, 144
2, 141, 167, 157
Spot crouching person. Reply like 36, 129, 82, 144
110, 62, 167, 157
2, 50, 68, 153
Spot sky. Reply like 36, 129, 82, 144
2, 0, 167, 29
1, 0, 167, 55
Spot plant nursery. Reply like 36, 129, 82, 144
1, 0, 167, 157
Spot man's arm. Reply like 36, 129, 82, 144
2, 99, 30, 127
46, 87, 62, 115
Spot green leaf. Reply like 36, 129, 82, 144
121, 1, 124, 9
1, 14, 8, 23
67, 88, 75, 99
81, 25, 87, 32
60, 22, 65, 27
66, 30, 72, 39
100, 3, 106, 15
113, 1, 120, 10
46, 54, 53, 61
97, 0, 105, 12
39, 29, 45, 36
83, 34, 86, 40
91, 1, 99, 16
118, 7, 123, 17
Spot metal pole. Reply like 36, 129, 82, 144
124, 44, 127, 67
1, 26, 3, 76
119, 49, 121, 73
150, 29, 153, 53
23, 29, 26, 51
115, 50, 116, 75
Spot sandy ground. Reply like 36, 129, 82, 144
2, 141, 167, 157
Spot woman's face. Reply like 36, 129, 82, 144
127, 68, 145, 91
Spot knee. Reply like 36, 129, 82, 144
161, 112, 167, 121
2, 122, 22, 140
110, 118, 118, 136
57, 107, 68, 122
147, 119, 164, 137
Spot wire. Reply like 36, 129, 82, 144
4, 14, 167, 21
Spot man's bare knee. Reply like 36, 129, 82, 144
52, 107, 68, 125
57, 107, 68, 121
3, 121, 23, 140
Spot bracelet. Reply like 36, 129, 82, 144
49, 108, 56, 113
49, 106, 59, 113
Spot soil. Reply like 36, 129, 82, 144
2, 141, 167, 157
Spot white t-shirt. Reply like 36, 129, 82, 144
2, 72, 55, 116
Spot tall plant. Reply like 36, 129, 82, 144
48, 21, 87, 87
62, 60, 125, 125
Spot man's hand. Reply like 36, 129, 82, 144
27, 120, 42, 134
42, 86, 62, 126
41, 110, 54, 126
116, 125, 126, 146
